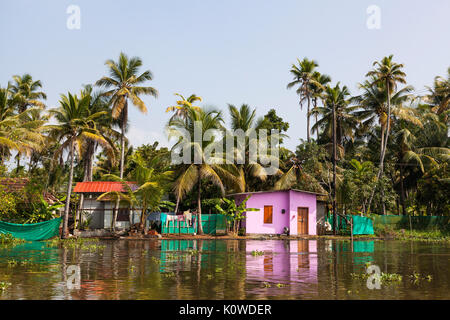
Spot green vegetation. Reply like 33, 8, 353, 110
0, 281, 11, 291
0, 54, 448, 239
215, 195, 259, 234
45, 237, 105, 250
251, 250, 264, 256
0, 233, 27, 247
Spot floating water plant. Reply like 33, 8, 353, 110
0, 282, 11, 291
251, 250, 264, 256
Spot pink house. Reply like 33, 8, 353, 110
231, 189, 323, 236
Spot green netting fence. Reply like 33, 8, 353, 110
161, 214, 228, 235
372, 215, 450, 232
326, 214, 374, 235
0, 217, 62, 241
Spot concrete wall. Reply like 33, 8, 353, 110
80, 194, 141, 230
243, 191, 290, 235
103, 201, 141, 230
240, 190, 317, 235
288, 190, 317, 236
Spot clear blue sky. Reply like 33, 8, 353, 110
1, 0, 449, 153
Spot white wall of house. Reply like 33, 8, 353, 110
79, 194, 141, 230
103, 201, 141, 230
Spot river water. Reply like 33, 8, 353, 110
0, 239, 448, 299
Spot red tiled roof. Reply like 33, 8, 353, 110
73, 181, 138, 193
0, 178, 59, 204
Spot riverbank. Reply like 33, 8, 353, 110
66, 228, 450, 242
106, 233, 382, 241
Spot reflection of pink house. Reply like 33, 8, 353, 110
230, 189, 323, 236
245, 240, 318, 287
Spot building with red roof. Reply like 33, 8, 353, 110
73, 181, 141, 230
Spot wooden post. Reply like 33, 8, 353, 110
332, 101, 337, 235
351, 216, 354, 243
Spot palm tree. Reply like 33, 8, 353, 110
48, 92, 111, 238
8, 75, 47, 171
393, 105, 450, 214
129, 153, 173, 231
168, 107, 240, 234
310, 72, 331, 140
226, 104, 279, 192
425, 67, 450, 117
166, 93, 202, 121
9, 74, 47, 113
311, 83, 358, 149
96, 52, 158, 179
0, 86, 45, 167
75, 85, 118, 230
364, 55, 407, 214
287, 58, 323, 142
274, 155, 325, 193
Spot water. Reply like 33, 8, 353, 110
0, 239, 449, 299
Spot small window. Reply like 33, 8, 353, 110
264, 206, 273, 224
117, 208, 130, 221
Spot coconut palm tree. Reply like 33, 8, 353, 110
166, 93, 202, 121
8, 75, 47, 171
168, 107, 241, 234
425, 67, 450, 117
311, 83, 358, 149
356, 55, 415, 213
9, 74, 47, 113
226, 104, 280, 192
310, 72, 331, 140
287, 58, 323, 142
48, 92, 112, 238
75, 85, 118, 230
96, 52, 158, 179
365, 56, 407, 211
0, 86, 45, 167
393, 125, 450, 215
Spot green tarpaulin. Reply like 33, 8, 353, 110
0, 217, 61, 241
326, 214, 374, 235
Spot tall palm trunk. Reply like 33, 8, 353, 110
332, 102, 337, 235
306, 95, 311, 143
119, 100, 128, 179
399, 164, 406, 215
367, 82, 391, 215
114, 101, 128, 233
16, 154, 20, 174
197, 174, 204, 235
62, 138, 75, 239
76, 142, 96, 232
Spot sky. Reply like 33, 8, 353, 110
1, 0, 449, 157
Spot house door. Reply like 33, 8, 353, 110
297, 207, 309, 235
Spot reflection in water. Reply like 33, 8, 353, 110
0, 239, 449, 300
